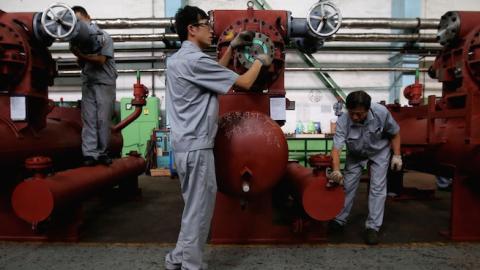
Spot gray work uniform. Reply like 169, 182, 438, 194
332, 102, 399, 231
79, 22, 117, 158
165, 41, 238, 270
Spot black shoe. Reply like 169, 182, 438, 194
327, 220, 344, 233
365, 228, 379, 245
438, 185, 452, 192
98, 155, 112, 165
83, 156, 98, 166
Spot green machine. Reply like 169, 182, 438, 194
120, 96, 160, 157
287, 136, 346, 168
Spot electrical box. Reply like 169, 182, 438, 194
120, 97, 160, 157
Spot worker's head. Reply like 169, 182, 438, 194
72, 6, 91, 22
174, 6, 212, 49
346, 90, 371, 123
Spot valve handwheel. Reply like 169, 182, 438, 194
307, 1, 342, 38
41, 3, 77, 40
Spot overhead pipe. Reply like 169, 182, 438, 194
340, 18, 440, 29
49, 45, 443, 55
104, 33, 438, 43
91, 17, 440, 30
329, 33, 437, 43
57, 66, 428, 77
110, 33, 179, 42
93, 18, 175, 29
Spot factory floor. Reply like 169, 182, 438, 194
1, 175, 479, 269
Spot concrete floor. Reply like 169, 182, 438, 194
1, 242, 479, 270
1, 175, 479, 269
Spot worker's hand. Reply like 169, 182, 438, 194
230, 31, 254, 49
70, 44, 82, 58
326, 169, 344, 188
329, 170, 344, 183
255, 53, 273, 66
390, 154, 403, 171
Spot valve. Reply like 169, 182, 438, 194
306, 0, 342, 38
41, 3, 77, 40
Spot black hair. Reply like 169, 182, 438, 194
174, 5, 208, 42
72, 6, 89, 18
345, 90, 371, 111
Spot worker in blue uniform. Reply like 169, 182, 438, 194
328, 90, 402, 245
164, 5, 272, 270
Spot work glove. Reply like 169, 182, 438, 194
255, 53, 273, 66
230, 31, 254, 49
390, 155, 403, 171
326, 169, 344, 188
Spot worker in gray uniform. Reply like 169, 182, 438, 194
328, 90, 402, 245
165, 5, 272, 270
70, 6, 117, 166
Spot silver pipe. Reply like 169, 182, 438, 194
91, 17, 440, 30
58, 67, 428, 76
107, 33, 437, 43
341, 18, 440, 29
48, 45, 443, 54
110, 33, 179, 42
93, 18, 175, 29
329, 33, 438, 43
286, 67, 428, 72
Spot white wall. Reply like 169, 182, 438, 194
1, 0, 478, 132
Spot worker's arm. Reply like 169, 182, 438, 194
331, 147, 342, 171
218, 46, 233, 67
71, 46, 107, 66
391, 132, 401, 156
233, 60, 263, 91
390, 132, 403, 171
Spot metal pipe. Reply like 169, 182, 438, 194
112, 106, 142, 132
11, 156, 146, 224
49, 44, 442, 54
284, 162, 344, 221
106, 33, 437, 43
329, 33, 438, 43
341, 18, 440, 29
91, 17, 440, 30
110, 33, 179, 42
112, 72, 149, 132
93, 18, 175, 29
57, 67, 428, 76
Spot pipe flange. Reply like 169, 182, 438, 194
25, 156, 53, 171
306, 1, 342, 38
41, 3, 77, 40
437, 11, 461, 46
466, 27, 480, 83
235, 32, 275, 69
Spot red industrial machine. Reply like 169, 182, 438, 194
210, 2, 345, 243
0, 4, 147, 241
388, 11, 480, 240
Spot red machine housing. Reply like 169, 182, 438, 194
388, 11, 480, 240
0, 10, 146, 241
210, 5, 344, 243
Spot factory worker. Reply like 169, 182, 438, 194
165, 5, 272, 270
328, 90, 402, 245
70, 6, 117, 166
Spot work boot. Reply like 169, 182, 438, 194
327, 219, 344, 233
98, 155, 112, 165
83, 156, 97, 166
364, 228, 379, 245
